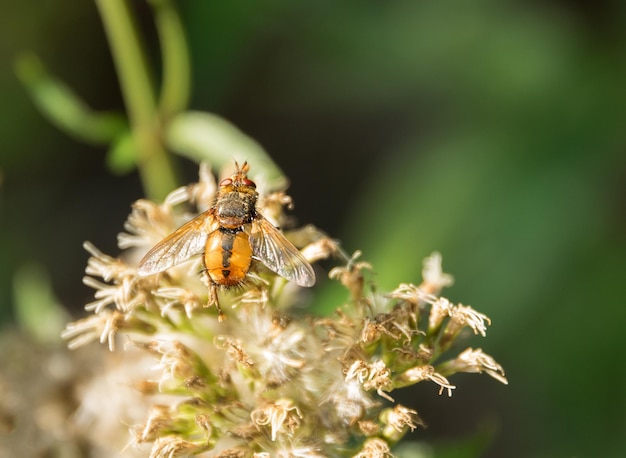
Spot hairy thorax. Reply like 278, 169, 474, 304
215, 191, 257, 228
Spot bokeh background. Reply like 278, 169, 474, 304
1, 1, 625, 457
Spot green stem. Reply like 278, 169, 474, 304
95, 0, 178, 201
150, 0, 191, 119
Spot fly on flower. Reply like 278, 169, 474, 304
138, 161, 315, 319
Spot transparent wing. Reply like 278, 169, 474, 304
137, 211, 214, 276
249, 216, 316, 287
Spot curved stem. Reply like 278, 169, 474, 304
95, 0, 178, 201
151, 0, 191, 119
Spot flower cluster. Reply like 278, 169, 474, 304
63, 163, 507, 457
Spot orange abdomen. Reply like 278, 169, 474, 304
205, 230, 252, 287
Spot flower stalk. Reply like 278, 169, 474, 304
95, 0, 178, 201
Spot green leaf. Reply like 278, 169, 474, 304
105, 130, 137, 175
165, 110, 288, 189
15, 53, 127, 144
12, 263, 69, 344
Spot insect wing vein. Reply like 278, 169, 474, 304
249, 217, 315, 287
137, 212, 211, 276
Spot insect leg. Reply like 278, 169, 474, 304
211, 285, 225, 322
202, 272, 225, 322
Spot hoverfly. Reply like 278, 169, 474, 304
137, 161, 315, 319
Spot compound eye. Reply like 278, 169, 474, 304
220, 178, 233, 187
243, 178, 256, 188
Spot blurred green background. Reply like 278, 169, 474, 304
1, 0, 625, 457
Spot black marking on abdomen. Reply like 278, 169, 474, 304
220, 229, 236, 268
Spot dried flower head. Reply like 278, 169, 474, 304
64, 162, 507, 456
